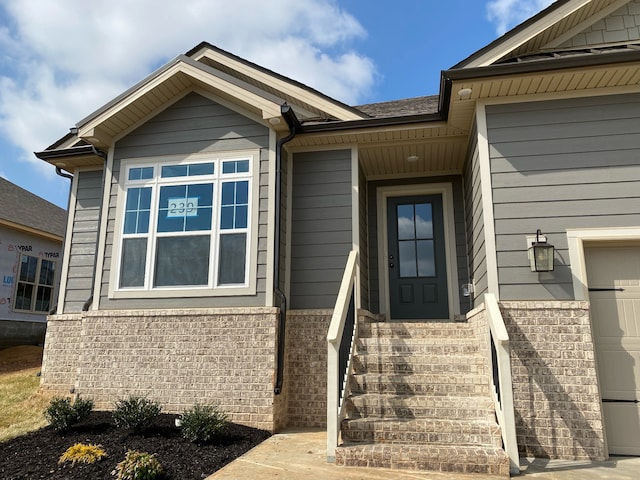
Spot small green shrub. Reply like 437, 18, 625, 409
180, 404, 228, 443
59, 443, 107, 465
111, 450, 163, 480
44, 397, 94, 432
112, 395, 161, 433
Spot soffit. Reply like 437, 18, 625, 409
289, 122, 470, 178
289, 56, 640, 179
505, 0, 626, 59
75, 57, 288, 149
447, 58, 640, 131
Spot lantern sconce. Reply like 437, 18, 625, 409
528, 229, 555, 272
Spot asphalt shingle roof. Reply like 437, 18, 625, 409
0, 177, 67, 238
355, 95, 440, 118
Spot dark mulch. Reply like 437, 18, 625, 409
0, 411, 271, 480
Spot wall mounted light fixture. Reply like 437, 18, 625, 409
528, 229, 554, 272
457, 87, 473, 100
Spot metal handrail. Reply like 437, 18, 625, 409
484, 293, 519, 475
326, 250, 358, 462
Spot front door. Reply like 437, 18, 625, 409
387, 194, 448, 320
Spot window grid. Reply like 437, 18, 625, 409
13, 255, 56, 313
119, 158, 252, 291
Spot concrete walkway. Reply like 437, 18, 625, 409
207, 430, 640, 480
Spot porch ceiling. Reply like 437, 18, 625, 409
289, 123, 471, 178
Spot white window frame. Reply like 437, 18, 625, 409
109, 151, 259, 299
13, 254, 57, 313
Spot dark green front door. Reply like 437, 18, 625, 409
387, 194, 448, 320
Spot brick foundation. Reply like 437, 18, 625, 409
285, 310, 332, 428
500, 301, 606, 460
41, 308, 283, 432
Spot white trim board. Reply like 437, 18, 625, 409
567, 227, 640, 300
376, 182, 461, 320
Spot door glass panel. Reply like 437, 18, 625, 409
417, 239, 435, 277
397, 204, 415, 240
415, 203, 433, 239
399, 240, 417, 277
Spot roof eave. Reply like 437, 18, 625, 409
298, 112, 444, 134
452, 0, 578, 69
444, 48, 640, 82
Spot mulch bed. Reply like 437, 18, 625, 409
0, 411, 271, 479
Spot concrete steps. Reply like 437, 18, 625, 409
336, 318, 509, 477
335, 444, 510, 476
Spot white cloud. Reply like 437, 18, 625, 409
0, 0, 376, 165
486, 0, 556, 35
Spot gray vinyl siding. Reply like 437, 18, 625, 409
290, 149, 352, 309
367, 176, 469, 315
99, 92, 270, 309
64, 169, 102, 313
462, 127, 488, 306
487, 93, 640, 300
358, 163, 369, 310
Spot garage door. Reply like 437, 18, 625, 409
585, 245, 640, 456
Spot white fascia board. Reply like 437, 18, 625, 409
193, 49, 366, 121
464, 0, 593, 68
77, 57, 283, 140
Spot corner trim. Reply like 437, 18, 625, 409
475, 101, 500, 298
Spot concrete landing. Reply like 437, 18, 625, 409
207, 429, 640, 480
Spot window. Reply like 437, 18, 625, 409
117, 155, 254, 292
14, 255, 56, 312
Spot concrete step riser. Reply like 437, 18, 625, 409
341, 428, 502, 447
356, 343, 479, 355
353, 355, 485, 374
359, 326, 475, 339
346, 405, 496, 422
335, 445, 510, 476
350, 379, 490, 396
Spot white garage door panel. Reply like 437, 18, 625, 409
585, 245, 640, 456
603, 403, 640, 456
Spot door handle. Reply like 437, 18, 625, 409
389, 263, 394, 268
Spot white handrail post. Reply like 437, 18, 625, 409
326, 250, 358, 463
484, 293, 519, 475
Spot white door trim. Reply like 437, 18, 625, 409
567, 227, 640, 300
376, 183, 460, 320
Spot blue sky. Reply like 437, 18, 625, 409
0, 0, 553, 209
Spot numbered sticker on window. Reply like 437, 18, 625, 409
167, 197, 199, 217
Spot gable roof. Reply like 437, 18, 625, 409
454, 0, 631, 68
0, 177, 66, 240
187, 42, 368, 121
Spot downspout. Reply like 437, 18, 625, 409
51, 167, 73, 315
273, 104, 299, 395
81, 146, 108, 311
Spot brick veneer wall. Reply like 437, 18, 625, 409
40, 314, 83, 393
41, 308, 282, 432
500, 301, 606, 460
285, 309, 332, 428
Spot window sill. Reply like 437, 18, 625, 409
110, 285, 256, 299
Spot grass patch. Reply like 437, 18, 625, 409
0, 346, 50, 442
